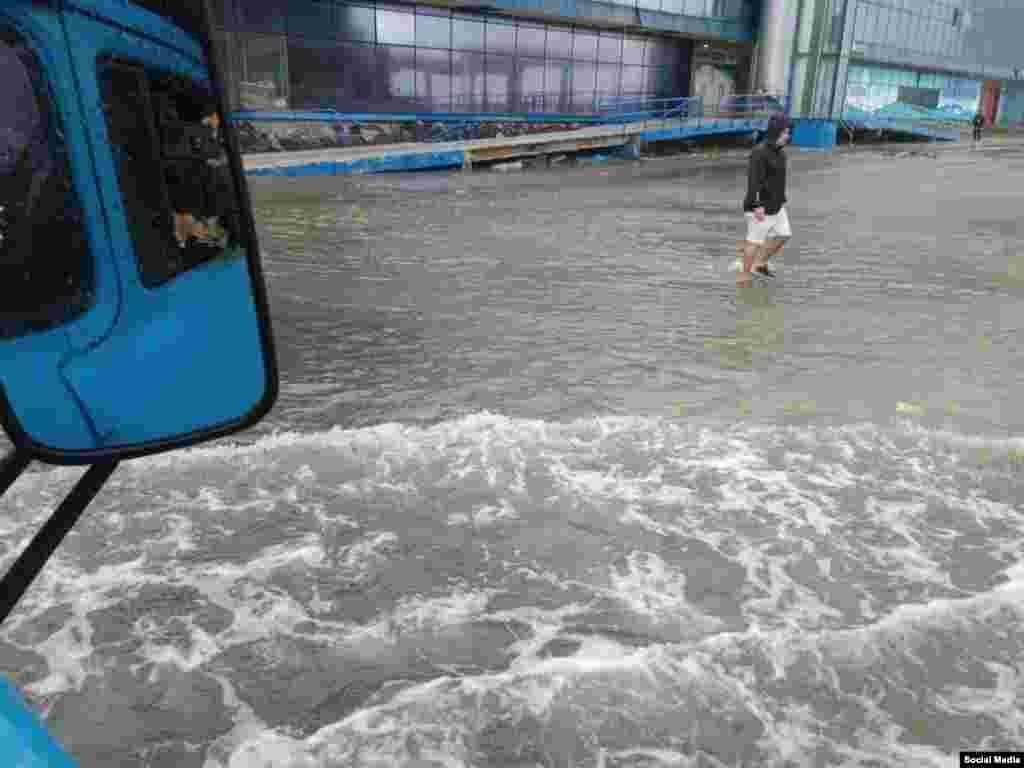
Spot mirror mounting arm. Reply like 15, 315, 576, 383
0, 455, 119, 627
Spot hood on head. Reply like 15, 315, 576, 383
764, 114, 792, 144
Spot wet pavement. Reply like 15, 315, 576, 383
249, 138, 1024, 439
3, 137, 1024, 768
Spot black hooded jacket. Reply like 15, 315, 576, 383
743, 121, 788, 215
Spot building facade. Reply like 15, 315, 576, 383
785, 0, 1024, 127
209, 0, 1024, 127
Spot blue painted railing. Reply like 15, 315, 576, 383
840, 106, 963, 141
229, 109, 609, 125
595, 95, 703, 122
230, 91, 791, 132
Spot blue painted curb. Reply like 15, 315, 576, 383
246, 150, 466, 177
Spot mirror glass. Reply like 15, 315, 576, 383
0, 2, 276, 460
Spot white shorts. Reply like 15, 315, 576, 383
744, 206, 792, 244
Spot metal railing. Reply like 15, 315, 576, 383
839, 106, 964, 141
596, 92, 788, 123
228, 91, 794, 151
595, 95, 701, 122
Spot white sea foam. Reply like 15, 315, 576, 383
1, 414, 1022, 766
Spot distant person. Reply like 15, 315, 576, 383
165, 94, 236, 256
197, 97, 239, 246
972, 111, 984, 146
738, 113, 792, 283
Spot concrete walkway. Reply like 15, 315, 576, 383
242, 116, 769, 177
241, 119, 1024, 177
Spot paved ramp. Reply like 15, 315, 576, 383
243, 116, 770, 177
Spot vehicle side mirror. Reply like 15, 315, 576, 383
0, 0, 277, 463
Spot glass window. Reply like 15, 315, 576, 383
287, 0, 335, 39
573, 32, 598, 61
637, 0, 660, 11
916, 19, 928, 53
662, 0, 684, 14
378, 45, 413, 105
240, 34, 287, 109
377, 7, 415, 46
652, 65, 674, 95
100, 59, 242, 289
518, 58, 545, 108
573, 60, 597, 92
236, 0, 285, 34
334, 42, 378, 108
622, 37, 645, 65
547, 61, 572, 111
621, 64, 644, 95
866, 5, 880, 43
517, 24, 546, 57
919, 18, 931, 54
598, 33, 622, 63
416, 47, 450, 111
571, 89, 595, 113
486, 22, 516, 55
929, 19, 941, 55
338, 5, 375, 43
880, 9, 894, 47
451, 50, 485, 110
828, 9, 843, 49
210, 0, 235, 29
416, 12, 451, 48
377, 45, 416, 108
0, 31, 92, 337
452, 17, 485, 51
642, 65, 659, 93
485, 54, 515, 111
597, 62, 621, 96
891, 11, 904, 53
645, 41, 678, 68
546, 26, 573, 59
286, 37, 343, 108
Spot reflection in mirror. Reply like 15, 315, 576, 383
0, 4, 274, 459
100, 58, 244, 287
0, 28, 93, 338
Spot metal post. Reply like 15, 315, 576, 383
0, 462, 118, 626
0, 451, 31, 497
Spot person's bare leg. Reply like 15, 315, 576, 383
754, 236, 788, 269
737, 240, 761, 284
173, 212, 194, 246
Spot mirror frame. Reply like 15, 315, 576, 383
0, 0, 278, 465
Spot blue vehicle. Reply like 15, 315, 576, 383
0, 1, 278, 764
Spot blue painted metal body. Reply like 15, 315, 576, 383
0, 0, 266, 451
0, 679, 77, 768
791, 118, 838, 150
54, 2, 266, 448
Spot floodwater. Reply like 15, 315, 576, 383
2, 143, 1024, 767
